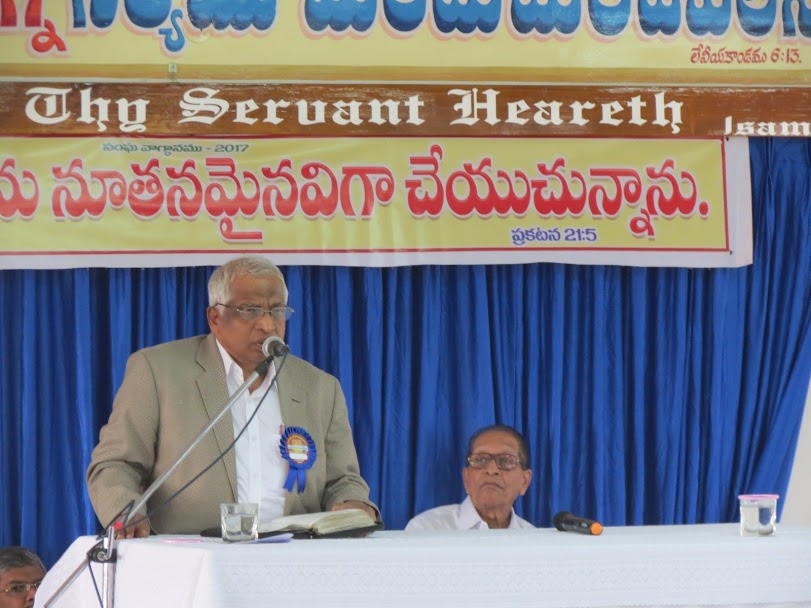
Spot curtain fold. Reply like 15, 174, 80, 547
1, 138, 809, 567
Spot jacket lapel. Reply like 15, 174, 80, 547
278, 360, 307, 514
278, 360, 306, 427
195, 334, 238, 501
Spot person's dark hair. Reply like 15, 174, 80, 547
0, 546, 45, 575
466, 424, 530, 469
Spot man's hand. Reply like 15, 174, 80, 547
332, 500, 378, 522
113, 514, 151, 539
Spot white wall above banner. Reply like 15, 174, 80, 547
0, 136, 752, 269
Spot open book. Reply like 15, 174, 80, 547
258, 508, 381, 539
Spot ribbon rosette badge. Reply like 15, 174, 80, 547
279, 427, 317, 493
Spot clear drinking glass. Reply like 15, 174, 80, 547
220, 503, 259, 542
738, 494, 778, 537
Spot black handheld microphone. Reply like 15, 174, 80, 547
553, 511, 603, 536
262, 335, 290, 359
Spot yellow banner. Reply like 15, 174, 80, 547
0, 1, 807, 84
0, 137, 751, 268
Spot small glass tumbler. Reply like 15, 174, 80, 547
738, 494, 778, 537
220, 503, 259, 542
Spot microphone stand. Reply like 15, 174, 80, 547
44, 356, 274, 608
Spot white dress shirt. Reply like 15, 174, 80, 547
217, 341, 287, 525
405, 495, 535, 530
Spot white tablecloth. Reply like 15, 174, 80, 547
36, 524, 811, 608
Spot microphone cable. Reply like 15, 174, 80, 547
115, 352, 288, 536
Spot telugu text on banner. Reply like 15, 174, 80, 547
0, 137, 752, 269
0, 1, 807, 84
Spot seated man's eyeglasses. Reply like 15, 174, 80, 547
3, 581, 43, 596
467, 453, 524, 471
216, 304, 294, 322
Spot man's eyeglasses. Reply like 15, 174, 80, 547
216, 304, 294, 323
2, 581, 42, 596
467, 453, 524, 471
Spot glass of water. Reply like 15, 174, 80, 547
220, 503, 259, 542
738, 494, 778, 537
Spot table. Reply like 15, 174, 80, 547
36, 524, 811, 608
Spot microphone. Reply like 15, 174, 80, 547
262, 335, 290, 359
553, 511, 603, 536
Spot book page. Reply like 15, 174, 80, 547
259, 509, 372, 534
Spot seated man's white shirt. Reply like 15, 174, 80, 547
405, 495, 534, 530
218, 340, 287, 525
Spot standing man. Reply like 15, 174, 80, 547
406, 424, 533, 530
87, 256, 378, 537
0, 547, 45, 608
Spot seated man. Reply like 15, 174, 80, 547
406, 424, 533, 530
0, 547, 45, 608
87, 256, 378, 538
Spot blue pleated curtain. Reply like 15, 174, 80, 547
1, 138, 810, 566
